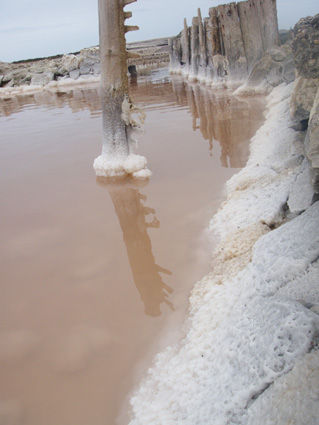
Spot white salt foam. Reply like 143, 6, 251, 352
128, 83, 319, 425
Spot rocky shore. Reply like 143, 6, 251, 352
128, 13, 319, 425
0, 37, 169, 96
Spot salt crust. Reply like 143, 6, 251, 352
128, 84, 319, 425
169, 66, 241, 90
93, 154, 151, 178
0, 76, 100, 99
246, 352, 319, 425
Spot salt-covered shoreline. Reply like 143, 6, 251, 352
128, 83, 319, 424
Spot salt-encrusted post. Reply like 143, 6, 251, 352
217, 3, 247, 80
206, 7, 223, 79
237, 0, 264, 73
198, 9, 207, 80
181, 18, 191, 73
190, 16, 200, 80
94, 0, 150, 178
168, 36, 182, 72
98, 0, 138, 158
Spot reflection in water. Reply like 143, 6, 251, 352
171, 77, 265, 168
0, 80, 176, 119
0, 75, 266, 425
98, 179, 173, 317
0, 87, 102, 118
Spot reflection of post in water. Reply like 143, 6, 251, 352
104, 181, 173, 317
171, 76, 264, 167
185, 83, 199, 133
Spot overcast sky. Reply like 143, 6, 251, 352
1, 0, 318, 62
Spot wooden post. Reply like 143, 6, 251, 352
217, 2, 247, 79
208, 7, 223, 56
258, 0, 279, 50
237, 0, 264, 73
98, 0, 139, 158
190, 16, 200, 80
181, 18, 191, 72
169, 0, 280, 83
198, 9, 207, 79
168, 36, 182, 72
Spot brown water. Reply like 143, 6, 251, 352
0, 73, 265, 425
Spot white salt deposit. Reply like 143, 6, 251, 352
93, 154, 150, 178
128, 83, 319, 424
132, 168, 152, 179
169, 66, 242, 90
0, 76, 101, 99
246, 352, 319, 425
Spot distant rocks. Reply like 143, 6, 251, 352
0, 48, 100, 89
61, 54, 80, 73
31, 71, 54, 86
0, 39, 169, 91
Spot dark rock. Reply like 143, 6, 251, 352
292, 14, 319, 79
128, 65, 137, 77
291, 119, 309, 132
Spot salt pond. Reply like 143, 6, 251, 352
0, 71, 265, 425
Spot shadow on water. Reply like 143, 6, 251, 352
96, 177, 174, 317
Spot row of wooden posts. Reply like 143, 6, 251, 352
169, 0, 279, 82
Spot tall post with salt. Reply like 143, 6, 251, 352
94, 0, 150, 178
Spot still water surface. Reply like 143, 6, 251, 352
0, 73, 265, 425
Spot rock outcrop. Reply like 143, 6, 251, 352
290, 15, 319, 123
290, 14, 319, 192
292, 15, 319, 79
306, 89, 319, 191
246, 44, 295, 88
169, 0, 279, 83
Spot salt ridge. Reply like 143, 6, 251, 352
128, 83, 319, 425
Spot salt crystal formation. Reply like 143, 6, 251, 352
128, 81, 319, 425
